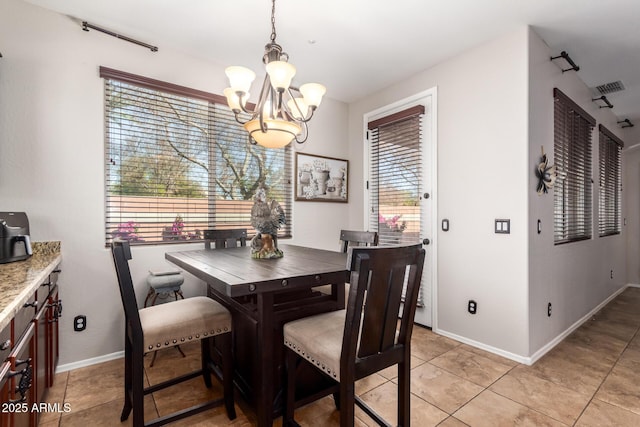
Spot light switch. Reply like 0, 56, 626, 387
495, 219, 510, 234
442, 219, 449, 232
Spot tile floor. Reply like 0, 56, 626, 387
38, 287, 640, 426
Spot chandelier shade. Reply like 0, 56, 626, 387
223, 0, 325, 148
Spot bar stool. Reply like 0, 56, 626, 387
144, 270, 185, 307
144, 270, 186, 366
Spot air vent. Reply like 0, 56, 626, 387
594, 81, 625, 95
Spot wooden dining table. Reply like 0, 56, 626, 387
165, 244, 349, 427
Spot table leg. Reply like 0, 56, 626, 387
256, 292, 275, 427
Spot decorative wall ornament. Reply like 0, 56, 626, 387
536, 147, 556, 195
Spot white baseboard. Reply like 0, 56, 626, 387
434, 328, 531, 365
526, 285, 628, 365
56, 350, 124, 373
435, 284, 632, 366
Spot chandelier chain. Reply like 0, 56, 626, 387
270, 0, 277, 43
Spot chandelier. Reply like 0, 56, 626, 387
223, 0, 326, 148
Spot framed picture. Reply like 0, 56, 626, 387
295, 153, 348, 202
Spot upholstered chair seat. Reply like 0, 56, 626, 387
140, 296, 231, 354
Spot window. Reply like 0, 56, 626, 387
101, 67, 292, 245
553, 88, 595, 245
598, 124, 623, 237
367, 105, 424, 247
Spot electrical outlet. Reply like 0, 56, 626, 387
547, 302, 552, 317
468, 300, 477, 314
74, 315, 87, 332
610, 270, 614, 279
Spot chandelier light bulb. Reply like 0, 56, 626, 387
300, 83, 326, 108
223, 88, 248, 112
225, 66, 256, 94
265, 61, 296, 91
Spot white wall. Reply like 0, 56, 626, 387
527, 28, 628, 355
348, 28, 530, 358
0, 0, 348, 365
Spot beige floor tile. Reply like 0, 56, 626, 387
409, 362, 483, 413
454, 390, 566, 427
59, 396, 156, 427
437, 416, 470, 427
579, 311, 640, 342
377, 355, 425, 380
430, 347, 514, 387
576, 398, 640, 427
152, 376, 225, 418
287, 394, 339, 426
39, 371, 69, 425
516, 343, 612, 396
63, 358, 125, 412
165, 405, 251, 426
489, 368, 590, 425
357, 381, 448, 426
457, 343, 518, 368
411, 329, 461, 362
564, 327, 628, 359
595, 353, 640, 415
355, 373, 388, 396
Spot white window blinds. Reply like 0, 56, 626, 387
368, 105, 425, 247
553, 88, 595, 245
102, 67, 292, 245
598, 124, 623, 237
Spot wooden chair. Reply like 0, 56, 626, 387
204, 229, 247, 249
339, 229, 378, 252
316, 230, 378, 297
111, 240, 236, 427
283, 244, 425, 427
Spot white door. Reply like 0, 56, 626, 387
365, 89, 436, 327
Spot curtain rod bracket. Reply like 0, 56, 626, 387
82, 21, 158, 53
550, 51, 580, 73
617, 119, 634, 128
592, 95, 613, 109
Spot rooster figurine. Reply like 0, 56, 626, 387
250, 188, 286, 259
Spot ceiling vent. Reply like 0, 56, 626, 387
593, 81, 625, 95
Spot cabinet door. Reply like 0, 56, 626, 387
7, 323, 36, 427
46, 287, 60, 387
34, 305, 47, 407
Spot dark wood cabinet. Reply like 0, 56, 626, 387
0, 269, 61, 427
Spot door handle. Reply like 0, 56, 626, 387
422, 238, 430, 245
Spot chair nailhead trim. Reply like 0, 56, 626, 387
148, 326, 232, 351
285, 339, 337, 379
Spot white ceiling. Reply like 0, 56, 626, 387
23, 0, 640, 124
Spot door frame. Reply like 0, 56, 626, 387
362, 87, 438, 329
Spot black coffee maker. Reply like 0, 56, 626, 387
0, 212, 33, 264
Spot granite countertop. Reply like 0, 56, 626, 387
0, 242, 61, 331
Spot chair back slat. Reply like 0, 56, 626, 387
204, 229, 247, 249
344, 244, 425, 360
111, 240, 142, 337
339, 230, 378, 253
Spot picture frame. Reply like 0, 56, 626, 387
295, 153, 348, 202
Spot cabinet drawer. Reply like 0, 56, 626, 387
13, 294, 36, 344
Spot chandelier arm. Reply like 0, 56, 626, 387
294, 121, 309, 144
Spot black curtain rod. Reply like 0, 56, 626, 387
550, 51, 580, 73
617, 119, 634, 128
82, 21, 158, 52
592, 95, 613, 109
